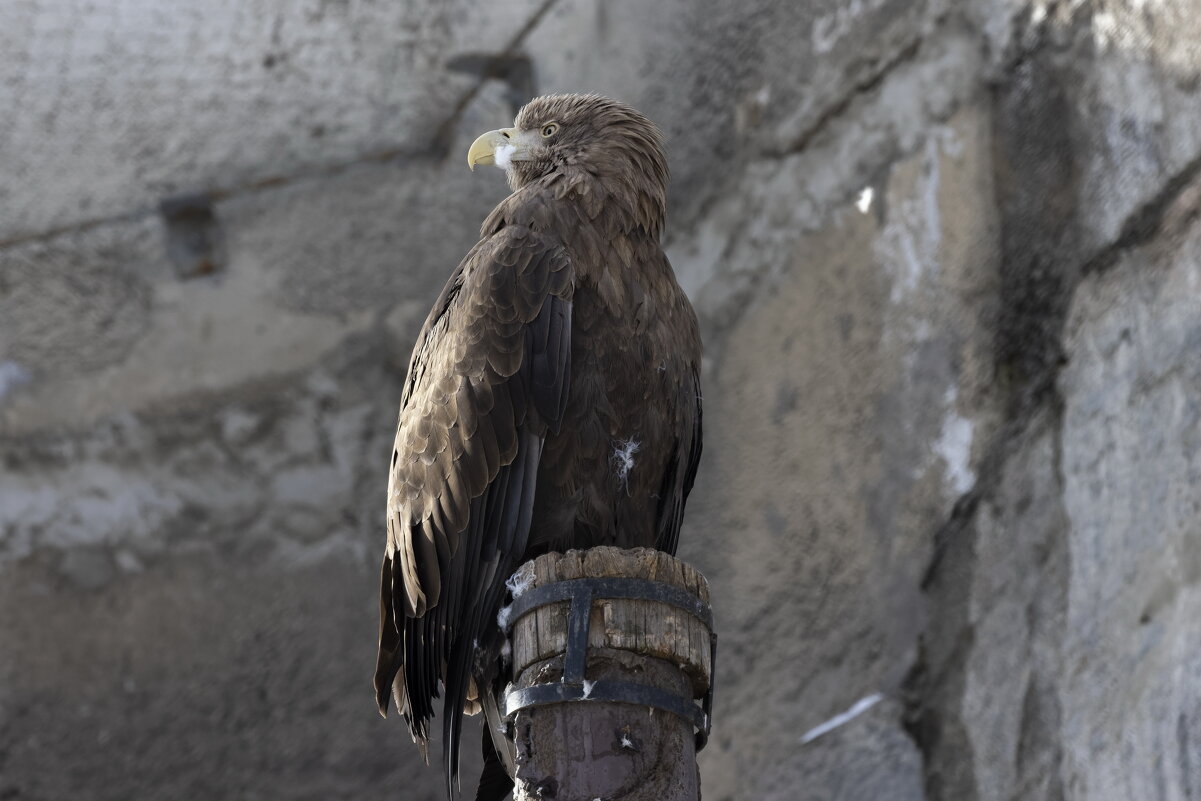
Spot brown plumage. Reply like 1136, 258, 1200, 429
374, 94, 702, 798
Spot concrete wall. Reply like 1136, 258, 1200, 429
3, 1, 1200, 799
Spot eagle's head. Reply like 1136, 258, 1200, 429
468, 93, 668, 232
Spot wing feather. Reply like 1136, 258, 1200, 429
655, 368, 703, 555
374, 225, 573, 798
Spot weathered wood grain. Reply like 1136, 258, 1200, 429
507, 547, 713, 801
509, 547, 712, 698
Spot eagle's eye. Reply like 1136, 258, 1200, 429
541, 123, 559, 138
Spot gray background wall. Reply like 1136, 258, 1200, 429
2, 1, 1200, 799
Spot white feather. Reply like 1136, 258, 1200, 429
494, 143, 517, 169
611, 438, 641, 491
506, 570, 534, 598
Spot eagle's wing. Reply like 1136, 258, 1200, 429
655, 366, 702, 555
374, 224, 572, 786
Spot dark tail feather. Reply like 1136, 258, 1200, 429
476, 723, 515, 801
444, 431, 542, 798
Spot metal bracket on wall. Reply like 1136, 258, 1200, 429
159, 192, 221, 279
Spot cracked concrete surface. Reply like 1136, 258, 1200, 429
3, 1, 1201, 799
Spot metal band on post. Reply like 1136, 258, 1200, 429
500, 575, 716, 748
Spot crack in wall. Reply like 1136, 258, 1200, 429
910, 164, 1201, 800
429, 0, 558, 158
906, 5, 1201, 798
1079, 150, 1201, 276
0, 0, 560, 253
683, 25, 979, 357
769, 33, 926, 159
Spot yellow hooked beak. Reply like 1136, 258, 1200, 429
467, 127, 529, 171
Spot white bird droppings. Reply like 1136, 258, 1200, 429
856, 187, 874, 214
582, 680, 595, 699
935, 386, 976, 495
800, 693, 884, 744
936, 410, 976, 495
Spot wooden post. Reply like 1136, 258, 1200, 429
500, 547, 714, 801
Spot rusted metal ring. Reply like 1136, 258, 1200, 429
501, 575, 715, 749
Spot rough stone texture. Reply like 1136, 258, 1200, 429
686, 102, 999, 801
1056, 196, 1201, 801
3, 1, 1201, 800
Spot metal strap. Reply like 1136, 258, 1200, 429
500, 575, 716, 750
504, 679, 707, 731
503, 577, 713, 631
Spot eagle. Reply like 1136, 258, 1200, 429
374, 93, 703, 799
